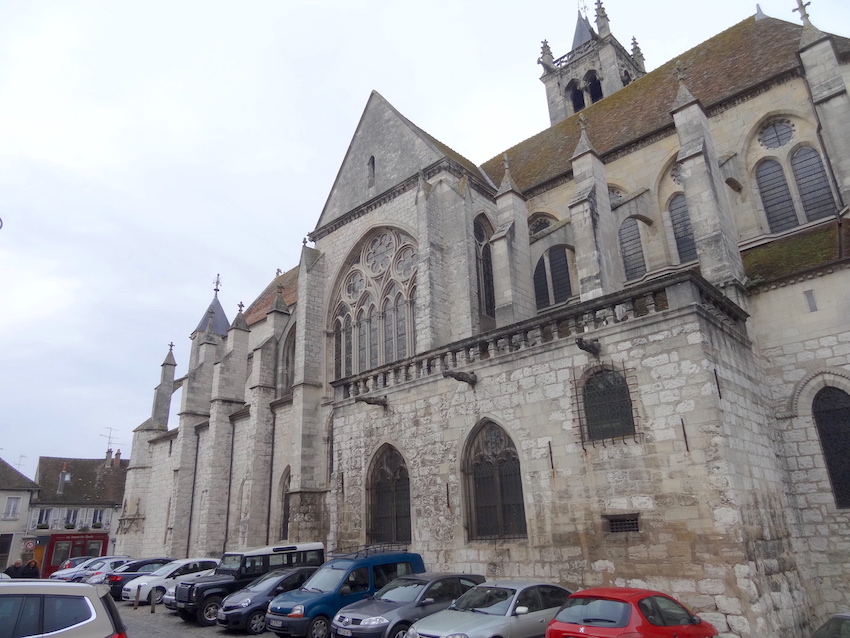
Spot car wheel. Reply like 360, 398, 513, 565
246, 609, 267, 635
389, 623, 410, 638
197, 595, 223, 626
148, 587, 165, 605
178, 609, 195, 622
307, 615, 330, 638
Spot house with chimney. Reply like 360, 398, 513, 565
30, 450, 129, 577
0, 457, 40, 571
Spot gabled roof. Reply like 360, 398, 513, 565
480, 16, 850, 193
32, 455, 129, 506
0, 457, 39, 491
244, 266, 299, 326
316, 91, 484, 229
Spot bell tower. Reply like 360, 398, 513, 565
538, 0, 645, 125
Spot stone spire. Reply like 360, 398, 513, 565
571, 114, 596, 159
572, 10, 596, 50
496, 154, 523, 196
631, 37, 645, 72
194, 275, 230, 337
670, 61, 699, 112
595, 0, 610, 38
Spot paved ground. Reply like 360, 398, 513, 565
119, 601, 232, 637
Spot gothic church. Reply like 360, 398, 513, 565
117, 3, 850, 636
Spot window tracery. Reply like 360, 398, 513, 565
331, 229, 417, 379
534, 245, 573, 310
474, 216, 496, 320
668, 194, 697, 264
619, 217, 647, 281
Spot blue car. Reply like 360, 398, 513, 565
266, 547, 426, 638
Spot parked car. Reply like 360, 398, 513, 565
266, 546, 427, 638
811, 612, 850, 638
176, 541, 324, 625
50, 556, 131, 582
58, 555, 98, 571
91, 557, 173, 599
0, 579, 128, 637
121, 557, 219, 604
545, 587, 719, 638
407, 580, 571, 638
333, 572, 485, 638
217, 567, 318, 634
75, 557, 132, 583
163, 584, 178, 610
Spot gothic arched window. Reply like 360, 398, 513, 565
463, 421, 527, 540
474, 216, 496, 320
567, 79, 585, 113
619, 217, 647, 281
368, 445, 411, 543
281, 327, 296, 396
791, 147, 836, 222
813, 386, 850, 508
757, 159, 799, 233
586, 71, 603, 103
668, 194, 697, 264
583, 369, 635, 441
331, 229, 417, 380
534, 245, 573, 310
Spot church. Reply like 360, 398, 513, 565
116, 2, 850, 636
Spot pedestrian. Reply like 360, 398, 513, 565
20, 559, 39, 578
4, 559, 22, 578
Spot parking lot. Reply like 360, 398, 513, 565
120, 602, 226, 637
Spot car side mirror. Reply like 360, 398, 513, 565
419, 598, 435, 606
514, 606, 529, 616
340, 585, 352, 595
691, 616, 702, 625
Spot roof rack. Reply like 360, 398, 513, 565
327, 543, 409, 559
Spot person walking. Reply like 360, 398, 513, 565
20, 559, 39, 578
4, 559, 22, 578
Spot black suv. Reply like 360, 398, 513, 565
175, 542, 324, 625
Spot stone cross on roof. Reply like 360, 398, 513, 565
793, 0, 811, 25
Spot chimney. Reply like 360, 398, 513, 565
113, 449, 121, 467
105, 449, 113, 466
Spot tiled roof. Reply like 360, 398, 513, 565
32, 455, 128, 506
480, 17, 850, 193
0, 457, 39, 491
244, 266, 299, 326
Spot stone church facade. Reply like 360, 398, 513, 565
117, 4, 850, 636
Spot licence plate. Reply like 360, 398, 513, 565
217, 611, 226, 620
269, 619, 283, 628
177, 602, 186, 608
337, 629, 352, 637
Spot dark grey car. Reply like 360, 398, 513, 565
332, 573, 485, 638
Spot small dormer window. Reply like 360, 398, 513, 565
57, 471, 71, 495
367, 156, 376, 188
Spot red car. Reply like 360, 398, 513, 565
546, 587, 719, 638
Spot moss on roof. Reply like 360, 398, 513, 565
742, 222, 848, 283
481, 17, 850, 192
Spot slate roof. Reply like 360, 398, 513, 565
244, 266, 299, 326
33, 455, 129, 506
480, 16, 850, 193
194, 293, 231, 336
0, 457, 39, 491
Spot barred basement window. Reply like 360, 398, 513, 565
606, 514, 639, 533
368, 445, 411, 543
812, 386, 850, 508
464, 421, 527, 540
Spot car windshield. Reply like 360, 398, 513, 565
451, 586, 515, 615
301, 562, 351, 593
85, 560, 106, 571
813, 617, 850, 638
245, 570, 288, 592
375, 578, 426, 603
216, 554, 243, 575
150, 563, 180, 577
554, 597, 630, 628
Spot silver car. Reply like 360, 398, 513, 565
0, 580, 127, 637
407, 580, 571, 638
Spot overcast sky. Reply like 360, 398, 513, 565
1, 0, 848, 481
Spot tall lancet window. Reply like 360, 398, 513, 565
367, 156, 376, 188
474, 215, 496, 320
331, 229, 417, 379
368, 445, 411, 543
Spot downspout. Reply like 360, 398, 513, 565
266, 409, 276, 545
223, 419, 235, 553
186, 429, 200, 557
